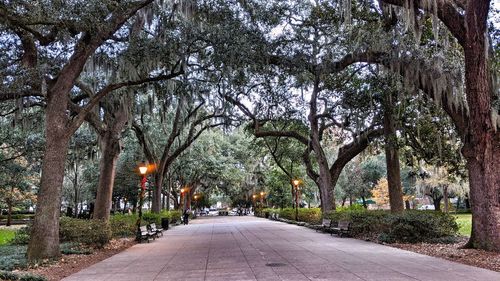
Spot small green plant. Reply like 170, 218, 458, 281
0, 245, 28, 271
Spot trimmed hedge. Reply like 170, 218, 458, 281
59, 217, 111, 247
258, 208, 321, 224
264, 208, 459, 244
109, 211, 182, 238
380, 211, 459, 243
109, 214, 138, 237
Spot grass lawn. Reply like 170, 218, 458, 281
454, 213, 472, 236
0, 229, 16, 246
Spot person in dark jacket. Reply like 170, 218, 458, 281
183, 209, 190, 225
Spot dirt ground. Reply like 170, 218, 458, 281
390, 237, 500, 273
19, 238, 135, 281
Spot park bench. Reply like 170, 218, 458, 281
316, 218, 332, 232
148, 223, 163, 237
331, 221, 351, 237
139, 226, 153, 243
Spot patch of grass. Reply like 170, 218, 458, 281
454, 213, 472, 236
0, 229, 16, 246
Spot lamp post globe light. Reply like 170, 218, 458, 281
136, 161, 148, 241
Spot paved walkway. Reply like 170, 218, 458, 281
63, 216, 500, 281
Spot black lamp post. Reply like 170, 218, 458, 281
136, 161, 148, 241
293, 179, 300, 221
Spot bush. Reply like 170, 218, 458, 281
0, 270, 47, 281
336, 204, 365, 211
59, 217, 111, 247
261, 208, 321, 224
142, 212, 162, 225
325, 210, 458, 243
168, 210, 182, 223
326, 210, 388, 236
109, 214, 138, 238
297, 208, 321, 224
381, 211, 459, 243
278, 208, 295, 220
11, 226, 31, 245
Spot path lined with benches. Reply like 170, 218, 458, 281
63, 216, 500, 281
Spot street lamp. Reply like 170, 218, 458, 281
193, 194, 199, 212
292, 179, 300, 221
181, 187, 189, 211
260, 191, 265, 206
136, 161, 148, 241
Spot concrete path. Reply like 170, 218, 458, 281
63, 216, 500, 281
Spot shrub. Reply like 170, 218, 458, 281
168, 210, 182, 223
381, 211, 459, 243
336, 204, 365, 211
0, 270, 47, 281
0, 214, 35, 220
11, 226, 31, 245
262, 208, 321, 224
325, 209, 458, 243
326, 210, 388, 236
142, 212, 162, 225
59, 217, 111, 247
297, 208, 321, 224
109, 214, 138, 238
278, 208, 295, 220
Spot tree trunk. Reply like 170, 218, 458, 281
361, 196, 367, 209
443, 185, 449, 213
461, 0, 500, 251
464, 142, 500, 250
432, 197, 442, 212
405, 200, 411, 210
6, 188, 12, 227
317, 172, 335, 214
383, 93, 404, 213
464, 195, 471, 210
93, 133, 121, 220
152, 171, 165, 213
73, 162, 79, 218
27, 106, 70, 260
